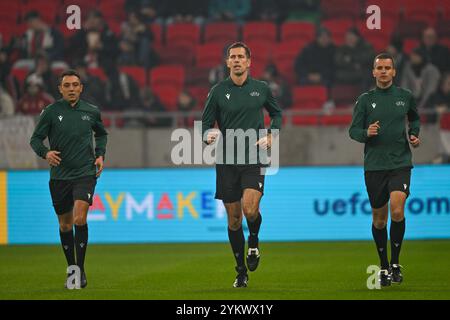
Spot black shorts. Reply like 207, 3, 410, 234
49, 176, 97, 215
215, 165, 265, 203
364, 167, 411, 209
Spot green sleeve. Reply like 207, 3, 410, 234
264, 85, 282, 132
201, 86, 218, 144
93, 110, 108, 158
407, 94, 420, 137
30, 108, 51, 159
349, 95, 369, 143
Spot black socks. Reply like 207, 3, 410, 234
228, 226, 245, 269
59, 229, 75, 266
246, 212, 262, 248
390, 219, 406, 265
372, 224, 389, 269
74, 224, 88, 272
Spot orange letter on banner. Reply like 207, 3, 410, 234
105, 193, 125, 221
177, 192, 198, 219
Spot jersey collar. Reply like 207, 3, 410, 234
375, 84, 395, 94
60, 98, 81, 109
226, 75, 251, 88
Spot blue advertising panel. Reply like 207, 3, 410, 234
5, 165, 450, 244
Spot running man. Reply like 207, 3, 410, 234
202, 42, 282, 287
30, 70, 108, 288
349, 53, 420, 286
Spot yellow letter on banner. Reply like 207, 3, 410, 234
0, 172, 7, 244
105, 192, 125, 221
177, 192, 198, 219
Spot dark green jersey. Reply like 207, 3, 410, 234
202, 76, 282, 165
30, 99, 108, 180
349, 85, 420, 171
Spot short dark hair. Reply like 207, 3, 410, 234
373, 53, 396, 69
59, 69, 82, 84
24, 10, 41, 22
227, 42, 251, 59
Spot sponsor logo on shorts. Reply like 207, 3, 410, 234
58, 115, 63, 122
371, 103, 376, 109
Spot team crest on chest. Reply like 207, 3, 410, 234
226, 93, 230, 100
371, 103, 376, 109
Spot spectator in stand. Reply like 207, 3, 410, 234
260, 64, 292, 109
294, 27, 335, 88
208, 0, 251, 23
401, 48, 441, 110
165, 0, 209, 24
385, 37, 408, 86
425, 72, 450, 122
140, 87, 172, 127
249, 0, 282, 23
335, 27, 374, 90
119, 11, 158, 68
73, 60, 107, 107
29, 52, 59, 100
104, 65, 141, 110
0, 48, 19, 102
125, 0, 168, 24
67, 10, 119, 70
177, 90, 196, 127
416, 27, 450, 74
17, 73, 54, 115
0, 86, 15, 116
20, 11, 64, 61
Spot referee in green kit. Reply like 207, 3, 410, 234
30, 70, 108, 289
202, 42, 282, 288
349, 53, 420, 287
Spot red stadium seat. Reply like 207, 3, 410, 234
321, 0, 362, 20
321, 114, 353, 126
242, 22, 277, 43
119, 66, 147, 88
204, 22, 239, 46
322, 19, 354, 45
187, 86, 209, 110
401, 0, 438, 25
196, 43, 226, 68
149, 65, 185, 91
156, 43, 196, 65
440, 113, 450, 130
0, 1, 20, 23
11, 67, 29, 88
87, 67, 108, 82
280, 22, 315, 43
150, 23, 163, 45
272, 41, 307, 85
292, 115, 321, 126
185, 66, 211, 87
364, 0, 402, 19
63, 0, 99, 13
166, 23, 200, 47
403, 38, 420, 55
330, 84, 362, 108
98, 0, 126, 22
292, 86, 328, 109
152, 86, 180, 111
245, 41, 273, 75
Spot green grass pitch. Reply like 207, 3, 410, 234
1, 240, 450, 300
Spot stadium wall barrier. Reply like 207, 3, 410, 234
2, 165, 450, 245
